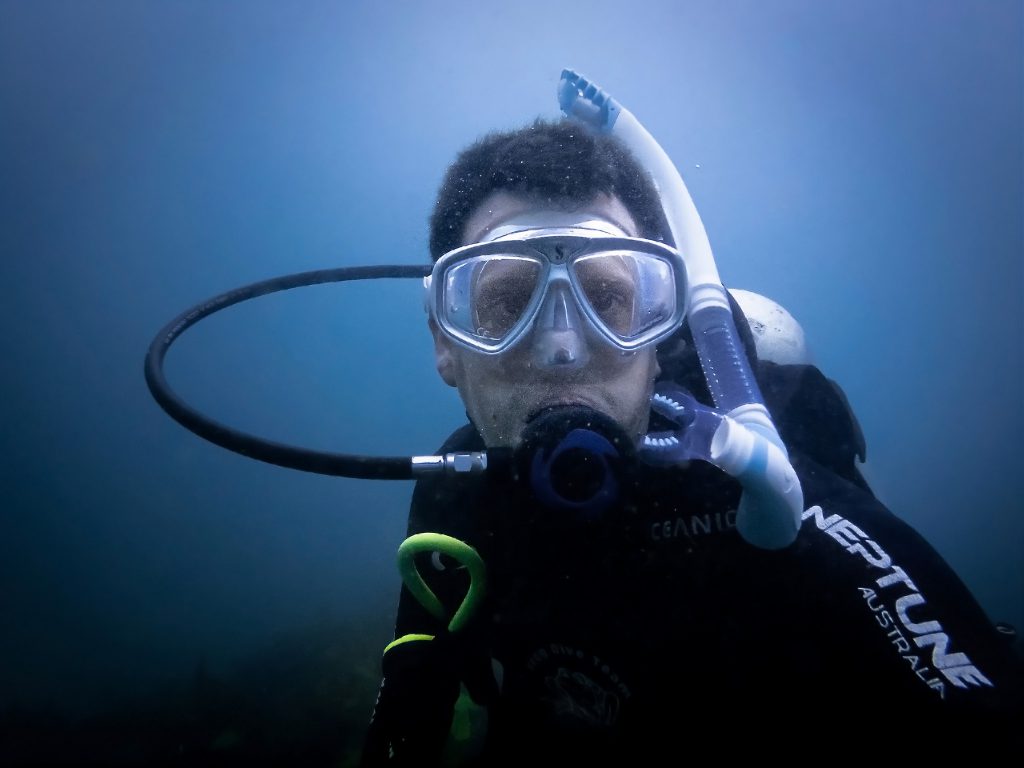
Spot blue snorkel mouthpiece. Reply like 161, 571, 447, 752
559, 68, 804, 549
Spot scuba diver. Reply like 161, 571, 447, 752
358, 76, 1022, 763
145, 72, 1022, 763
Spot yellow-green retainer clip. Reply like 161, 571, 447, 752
386, 533, 486, 656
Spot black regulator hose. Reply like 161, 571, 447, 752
144, 265, 430, 480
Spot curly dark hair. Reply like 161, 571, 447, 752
428, 119, 671, 261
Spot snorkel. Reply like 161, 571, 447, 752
558, 69, 803, 549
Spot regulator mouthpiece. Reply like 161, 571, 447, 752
516, 405, 634, 518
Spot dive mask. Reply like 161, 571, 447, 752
425, 227, 688, 364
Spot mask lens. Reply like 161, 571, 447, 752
443, 256, 543, 343
574, 252, 677, 340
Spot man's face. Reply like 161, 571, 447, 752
430, 192, 660, 448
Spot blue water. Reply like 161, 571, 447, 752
1, 0, 1020, 718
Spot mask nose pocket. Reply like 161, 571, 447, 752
531, 282, 591, 369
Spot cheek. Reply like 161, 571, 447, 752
609, 351, 659, 412
597, 347, 657, 384
453, 356, 513, 418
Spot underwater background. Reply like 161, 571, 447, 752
1, 0, 1021, 763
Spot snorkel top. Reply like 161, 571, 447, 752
559, 69, 803, 549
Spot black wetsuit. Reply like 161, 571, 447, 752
362, 365, 1023, 764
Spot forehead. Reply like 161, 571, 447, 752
462, 191, 640, 245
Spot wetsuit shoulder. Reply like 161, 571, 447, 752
790, 453, 1023, 727
761, 362, 872, 493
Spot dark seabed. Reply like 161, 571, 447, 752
1, 611, 392, 766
